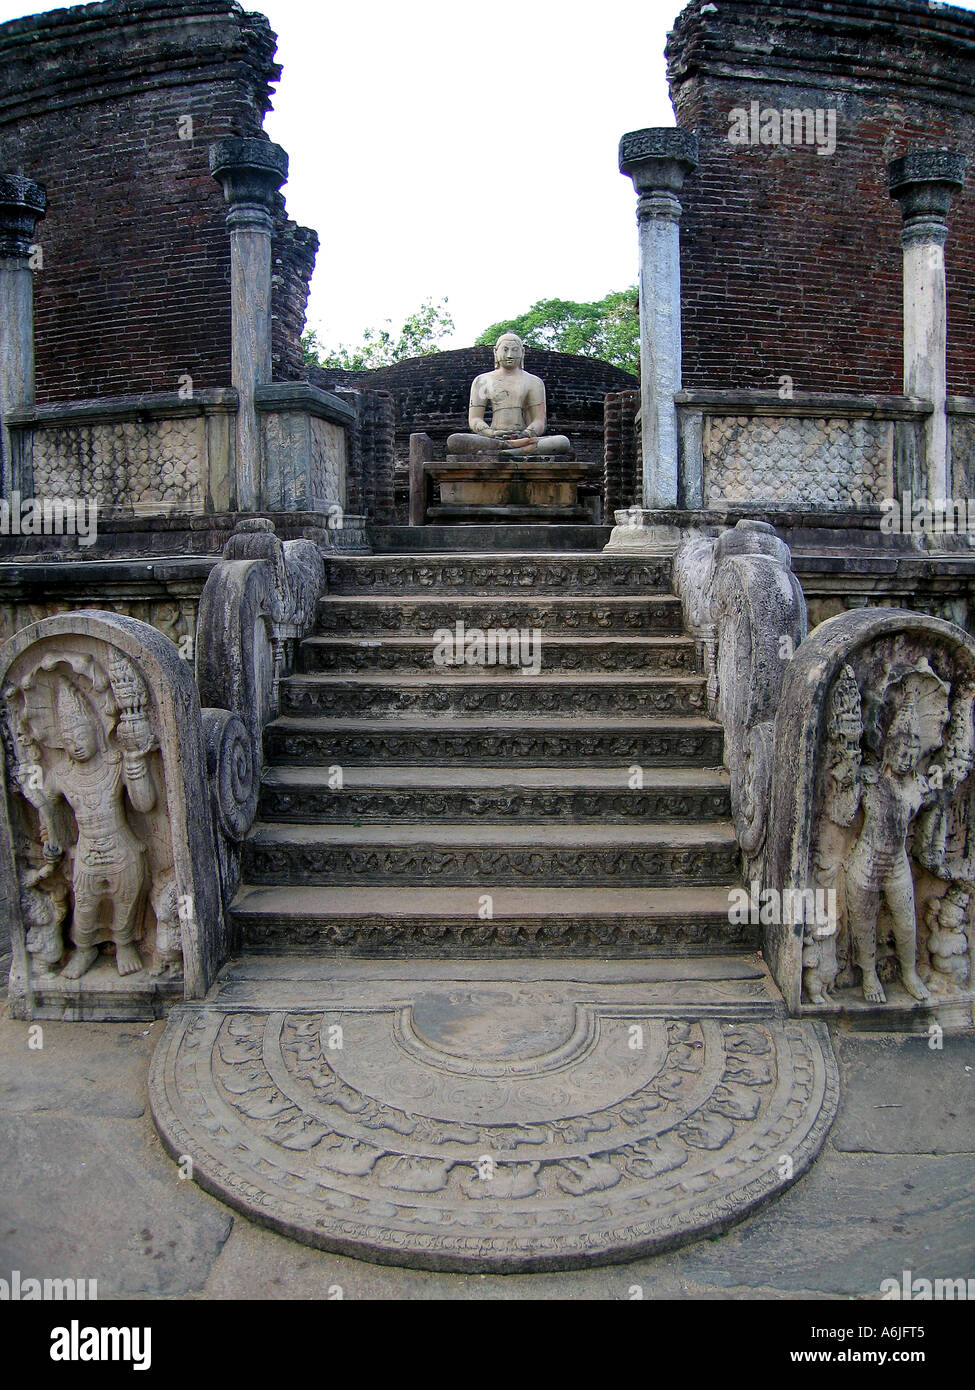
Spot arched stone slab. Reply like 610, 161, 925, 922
765, 608, 975, 1022
0, 610, 223, 1018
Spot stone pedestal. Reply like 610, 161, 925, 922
888, 150, 966, 501
0, 175, 46, 501
425, 456, 597, 524
604, 508, 682, 552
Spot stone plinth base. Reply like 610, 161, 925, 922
604, 509, 683, 552
426, 456, 597, 525
0, 509, 370, 559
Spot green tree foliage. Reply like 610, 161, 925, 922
476, 289, 639, 375
302, 297, 455, 371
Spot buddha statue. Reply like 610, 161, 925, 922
447, 333, 571, 456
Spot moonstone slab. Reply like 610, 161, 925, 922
149, 973, 838, 1272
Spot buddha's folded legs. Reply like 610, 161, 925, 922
446, 433, 572, 456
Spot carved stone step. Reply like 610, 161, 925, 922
323, 552, 673, 596
148, 967, 838, 1271
278, 673, 709, 720
258, 765, 732, 823
229, 885, 754, 956
241, 820, 741, 888
315, 594, 684, 636
297, 634, 702, 676
264, 715, 726, 767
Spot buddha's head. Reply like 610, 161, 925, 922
494, 333, 525, 370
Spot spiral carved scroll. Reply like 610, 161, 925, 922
202, 709, 258, 844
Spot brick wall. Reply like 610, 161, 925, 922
323, 385, 396, 524
667, 0, 975, 396
0, 0, 317, 403
603, 390, 641, 515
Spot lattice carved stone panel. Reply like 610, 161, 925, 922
28, 419, 205, 512
704, 416, 891, 509
950, 417, 975, 494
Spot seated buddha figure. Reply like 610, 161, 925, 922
446, 332, 571, 456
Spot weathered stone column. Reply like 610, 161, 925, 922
209, 139, 288, 511
0, 175, 46, 500
888, 150, 966, 501
619, 128, 698, 510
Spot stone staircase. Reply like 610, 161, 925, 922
231, 552, 754, 961
149, 551, 838, 1273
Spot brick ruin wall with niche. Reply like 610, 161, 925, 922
667, 0, 975, 396
0, 0, 317, 404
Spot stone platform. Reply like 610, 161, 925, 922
425, 457, 599, 524
148, 958, 838, 1272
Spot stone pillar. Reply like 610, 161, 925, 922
619, 128, 698, 510
0, 175, 46, 500
888, 150, 966, 502
209, 139, 288, 511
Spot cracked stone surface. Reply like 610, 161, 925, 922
1, 995, 971, 1296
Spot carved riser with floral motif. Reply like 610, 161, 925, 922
241, 839, 741, 888
324, 555, 673, 597
278, 677, 709, 720
234, 912, 760, 957
264, 721, 726, 767
257, 784, 732, 825
315, 597, 684, 636
298, 637, 702, 676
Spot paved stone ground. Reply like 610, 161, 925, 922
1, 956, 972, 1300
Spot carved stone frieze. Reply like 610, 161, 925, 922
316, 598, 683, 636
266, 722, 724, 767
279, 678, 707, 720
235, 912, 759, 957
241, 837, 741, 888
0, 597, 197, 654
324, 556, 672, 596
29, 416, 206, 512
258, 784, 730, 824
704, 415, 891, 509
299, 639, 699, 675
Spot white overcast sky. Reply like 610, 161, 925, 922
1, 0, 974, 351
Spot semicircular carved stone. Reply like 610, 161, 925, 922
149, 984, 838, 1273
765, 609, 975, 1020
0, 611, 224, 1019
